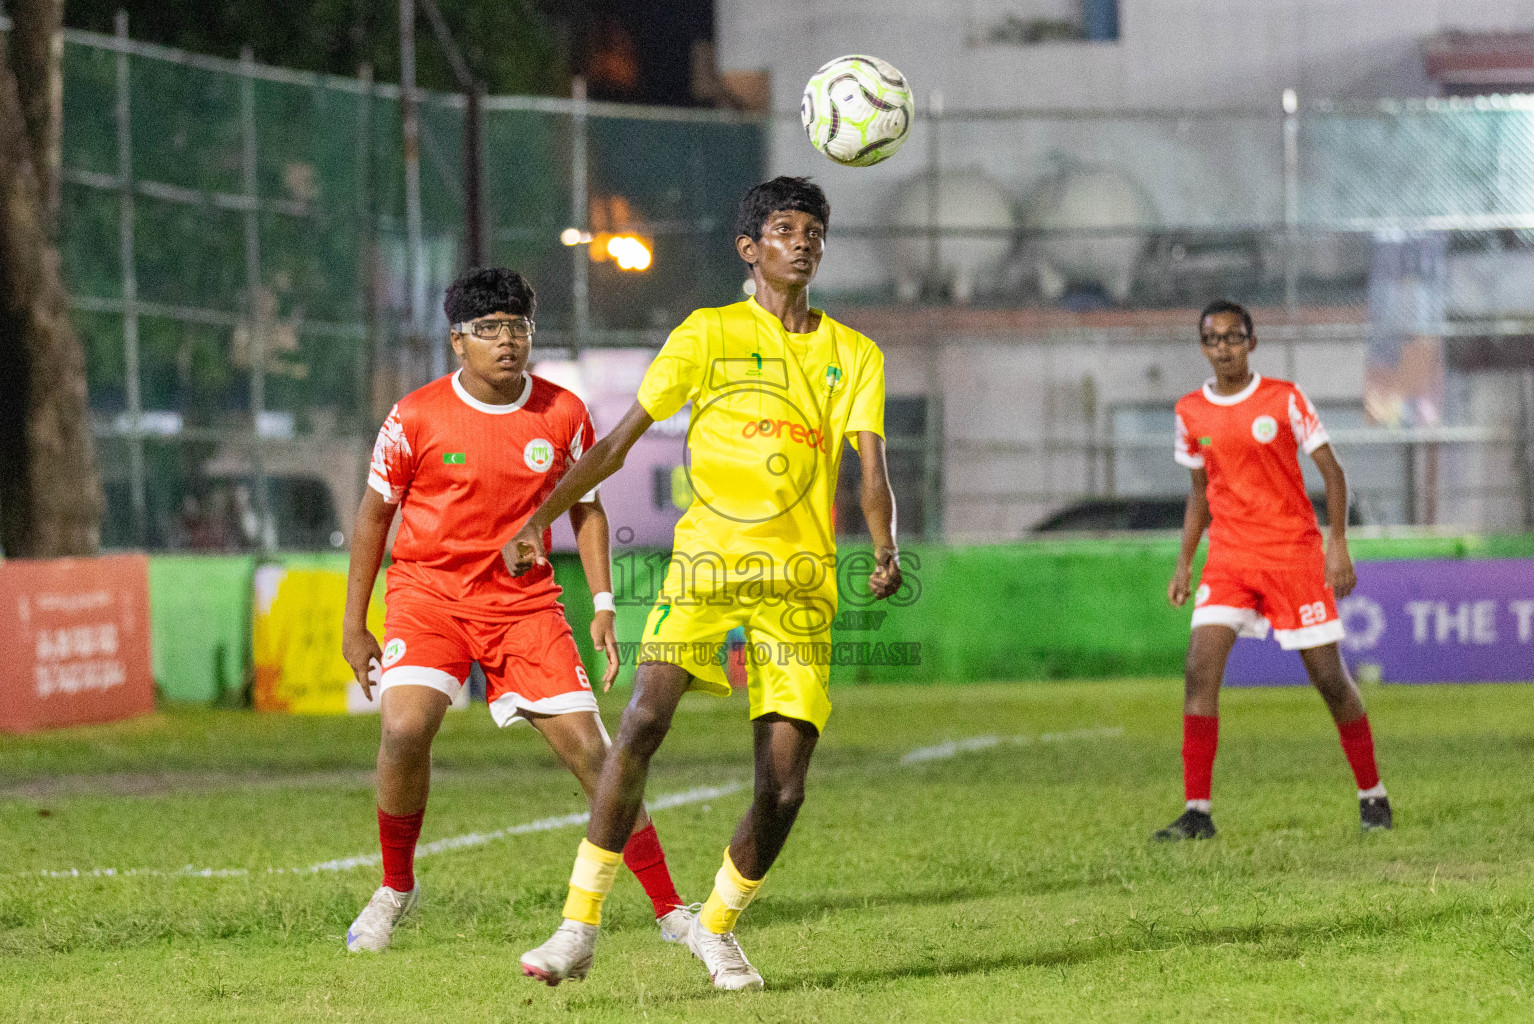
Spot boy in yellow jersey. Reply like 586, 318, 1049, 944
511, 176, 902, 990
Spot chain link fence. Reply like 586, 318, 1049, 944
49, 23, 1534, 548
769, 98, 1534, 540
57, 23, 763, 550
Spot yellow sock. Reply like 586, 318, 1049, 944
699, 849, 764, 934
561, 839, 623, 926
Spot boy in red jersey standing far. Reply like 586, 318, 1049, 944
1157, 299, 1392, 841
339, 268, 691, 951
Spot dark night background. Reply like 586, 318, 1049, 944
64, 0, 716, 105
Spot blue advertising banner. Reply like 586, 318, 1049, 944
1224, 559, 1534, 685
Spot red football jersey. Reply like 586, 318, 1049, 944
1174, 374, 1329, 567
368, 371, 596, 618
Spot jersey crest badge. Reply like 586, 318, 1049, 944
382, 638, 406, 666
524, 438, 555, 472
824, 364, 842, 391
1251, 415, 1278, 443
1194, 583, 1211, 606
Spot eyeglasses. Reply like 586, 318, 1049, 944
1199, 331, 1250, 349
457, 317, 534, 340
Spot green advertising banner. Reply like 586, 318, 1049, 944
146, 535, 1534, 702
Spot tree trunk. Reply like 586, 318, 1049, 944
0, 4, 103, 556
9, 0, 63, 230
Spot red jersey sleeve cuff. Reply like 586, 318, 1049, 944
368, 473, 402, 504
1301, 428, 1331, 455
1174, 450, 1205, 469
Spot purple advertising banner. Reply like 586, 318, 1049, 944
1224, 559, 1534, 685
535, 352, 689, 551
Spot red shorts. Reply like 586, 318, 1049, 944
1191, 555, 1344, 650
378, 596, 596, 727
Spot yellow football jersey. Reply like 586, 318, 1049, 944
637, 297, 885, 585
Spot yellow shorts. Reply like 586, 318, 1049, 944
639, 575, 836, 733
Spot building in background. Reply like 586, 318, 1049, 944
1425, 30, 1534, 96
50, 5, 1534, 550
717, 0, 1532, 113
707, 1, 1534, 539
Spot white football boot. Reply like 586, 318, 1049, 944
520, 919, 599, 986
685, 914, 765, 990
345, 884, 419, 952
658, 904, 698, 944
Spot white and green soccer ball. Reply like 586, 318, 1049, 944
801, 55, 915, 167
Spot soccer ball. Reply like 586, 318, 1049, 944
801, 55, 914, 167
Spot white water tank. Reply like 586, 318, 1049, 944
890, 168, 1015, 304
1020, 159, 1158, 304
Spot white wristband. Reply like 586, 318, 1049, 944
593, 591, 616, 614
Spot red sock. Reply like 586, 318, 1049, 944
1183, 714, 1219, 803
378, 806, 425, 892
1336, 715, 1381, 791
623, 821, 683, 918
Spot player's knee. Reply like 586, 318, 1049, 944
571, 741, 609, 786
616, 702, 670, 757
379, 716, 434, 763
759, 781, 805, 820
1310, 670, 1354, 702
1183, 654, 1222, 693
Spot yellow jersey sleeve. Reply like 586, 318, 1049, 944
845, 341, 886, 453
637, 311, 706, 422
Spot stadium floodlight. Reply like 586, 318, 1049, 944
605, 235, 653, 271
578, 231, 653, 270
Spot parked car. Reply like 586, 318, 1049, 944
1033, 495, 1361, 533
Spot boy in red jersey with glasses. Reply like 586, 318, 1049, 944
340, 268, 690, 952
1157, 299, 1391, 841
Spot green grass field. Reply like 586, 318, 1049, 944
2, 679, 1532, 1022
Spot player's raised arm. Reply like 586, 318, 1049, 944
1169, 468, 1212, 607
857, 431, 902, 599
343, 488, 397, 699
1311, 443, 1357, 599
505, 400, 655, 576
567, 494, 621, 689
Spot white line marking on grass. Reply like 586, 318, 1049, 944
901, 735, 1003, 763
36, 865, 252, 879
28, 727, 1123, 881
32, 783, 742, 881
900, 726, 1124, 765
299, 783, 743, 874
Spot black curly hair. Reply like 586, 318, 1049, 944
1198, 298, 1253, 338
444, 267, 536, 325
733, 176, 830, 242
